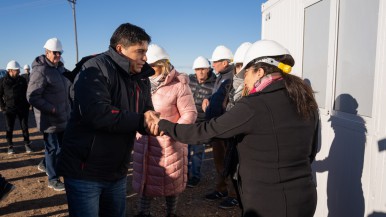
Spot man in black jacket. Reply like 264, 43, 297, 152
57, 23, 155, 217
0, 60, 32, 154
202, 45, 239, 209
21, 64, 31, 83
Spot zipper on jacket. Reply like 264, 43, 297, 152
81, 135, 96, 171
135, 83, 141, 113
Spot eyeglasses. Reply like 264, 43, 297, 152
52, 51, 62, 56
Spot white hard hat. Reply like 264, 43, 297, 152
210, 45, 233, 62
237, 40, 291, 78
43, 38, 63, 52
146, 44, 169, 64
192, 56, 210, 69
23, 64, 30, 70
233, 42, 252, 64
6, 60, 21, 70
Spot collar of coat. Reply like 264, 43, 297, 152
249, 79, 286, 96
189, 69, 217, 84
106, 46, 155, 80
154, 69, 189, 91
32, 55, 64, 69
219, 64, 235, 75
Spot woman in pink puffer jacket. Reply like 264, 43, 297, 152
132, 44, 197, 217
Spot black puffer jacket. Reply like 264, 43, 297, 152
57, 46, 154, 182
188, 70, 216, 123
205, 65, 234, 119
27, 55, 71, 133
0, 74, 29, 113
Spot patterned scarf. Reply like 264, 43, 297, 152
249, 72, 283, 94
150, 73, 166, 94
232, 75, 244, 102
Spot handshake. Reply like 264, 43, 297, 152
144, 110, 163, 136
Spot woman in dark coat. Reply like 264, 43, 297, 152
148, 40, 319, 217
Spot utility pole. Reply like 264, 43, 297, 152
68, 0, 79, 63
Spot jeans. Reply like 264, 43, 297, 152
44, 132, 63, 181
188, 144, 205, 179
3, 110, 30, 146
64, 177, 127, 217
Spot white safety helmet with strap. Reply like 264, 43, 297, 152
192, 56, 210, 69
233, 42, 252, 64
146, 44, 169, 64
6, 60, 21, 70
210, 45, 233, 62
23, 64, 30, 70
44, 38, 63, 52
237, 40, 292, 78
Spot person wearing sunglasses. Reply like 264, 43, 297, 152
27, 37, 71, 192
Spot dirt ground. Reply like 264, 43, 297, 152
0, 111, 242, 217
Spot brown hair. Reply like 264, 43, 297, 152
248, 54, 318, 119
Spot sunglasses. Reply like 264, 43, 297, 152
52, 51, 62, 56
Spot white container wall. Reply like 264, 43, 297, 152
261, 0, 386, 216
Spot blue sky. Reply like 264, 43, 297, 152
0, 0, 265, 74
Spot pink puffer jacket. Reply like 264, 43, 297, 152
132, 69, 197, 196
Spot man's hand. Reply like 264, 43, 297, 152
202, 99, 209, 112
144, 110, 162, 136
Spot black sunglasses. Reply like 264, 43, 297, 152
52, 51, 62, 56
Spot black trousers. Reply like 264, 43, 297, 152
3, 109, 30, 146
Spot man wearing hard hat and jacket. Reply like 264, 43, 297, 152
201, 45, 239, 209
187, 56, 216, 188
0, 60, 32, 154
22, 64, 31, 83
27, 38, 71, 192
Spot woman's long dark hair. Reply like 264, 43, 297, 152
249, 54, 318, 120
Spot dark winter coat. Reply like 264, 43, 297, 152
159, 80, 318, 217
57, 46, 154, 182
188, 70, 216, 123
27, 55, 71, 133
0, 74, 29, 113
21, 73, 30, 84
205, 65, 234, 119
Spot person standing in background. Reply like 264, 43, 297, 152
27, 38, 71, 191
223, 42, 252, 210
201, 45, 239, 209
132, 44, 197, 217
187, 56, 216, 188
226, 42, 252, 110
0, 60, 32, 154
21, 64, 31, 83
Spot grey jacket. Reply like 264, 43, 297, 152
27, 55, 71, 133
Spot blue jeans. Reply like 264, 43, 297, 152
43, 132, 63, 181
64, 177, 127, 217
188, 144, 205, 179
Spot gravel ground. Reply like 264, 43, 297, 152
0, 111, 241, 217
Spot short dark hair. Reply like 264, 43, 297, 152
110, 23, 151, 49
